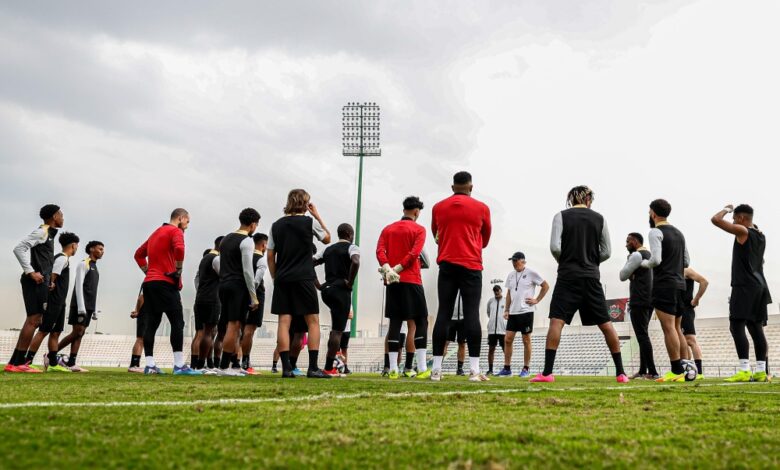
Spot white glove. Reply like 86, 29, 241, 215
386, 270, 401, 284
392, 264, 403, 274
378, 263, 392, 275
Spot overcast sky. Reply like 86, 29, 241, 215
1, 0, 777, 335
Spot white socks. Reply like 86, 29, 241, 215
416, 350, 428, 372
469, 357, 480, 374
432, 356, 443, 371
757, 361, 767, 373
173, 352, 184, 368
739, 359, 750, 371
388, 352, 399, 372
145, 356, 156, 368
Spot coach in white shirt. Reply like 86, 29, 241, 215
499, 252, 549, 378
485, 285, 506, 375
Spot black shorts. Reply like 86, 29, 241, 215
321, 284, 351, 332
506, 313, 534, 334
142, 281, 182, 314
652, 288, 686, 317
40, 303, 66, 333
68, 307, 93, 328
194, 302, 221, 330
488, 333, 505, 348
245, 287, 265, 327
549, 278, 610, 326
447, 320, 466, 344
729, 285, 770, 324
681, 308, 696, 335
135, 310, 148, 338
20, 275, 48, 316
385, 283, 428, 321
340, 331, 351, 350
219, 281, 250, 323
272, 280, 319, 316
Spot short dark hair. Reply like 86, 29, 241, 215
492, 285, 502, 292
39, 204, 60, 220
214, 236, 224, 248
453, 171, 472, 185
253, 233, 268, 244
650, 199, 672, 218
58, 232, 79, 248
170, 208, 189, 220
337, 223, 354, 240
85, 240, 104, 254
734, 204, 754, 216
403, 196, 424, 211
239, 208, 261, 226
628, 232, 644, 244
203, 248, 211, 257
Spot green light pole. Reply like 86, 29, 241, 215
343, 102, 381, 337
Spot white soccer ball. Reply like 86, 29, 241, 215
683, 362, 698, 382
334, 355, 346, 374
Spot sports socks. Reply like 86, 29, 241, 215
173, 351, 184, 368
308, 350, 319, 371
469, 357, 480, 374
416, 350, 427, 372
388, 352, 399, 372
130, 355, 141, 368
611, 352, 625, 376
695, 359, 703, 375
432, 356, 443, 371
67, 353, 77, 367
405, 352, 414, 370
542, 349, 556, 376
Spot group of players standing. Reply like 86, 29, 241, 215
3, 172, 772, 383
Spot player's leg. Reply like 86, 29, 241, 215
629, 306, 648, 378
66, 324, 88, 371
656, 310, 683, 375
521, 332, 532, 375
386, 317, 403, 378
166, 305, 192, 373
339, 332, 351, 374
220, 320, 241, 371
403, 321, 416, 375
303, 313, 326, 377
191, 329, 203, 371
241, 323, 258, 371
432, 263, 460, 377
487, 336, 496, 375
276, 314, 293, 376
413, 313, 429, 378
199, 324, 216, 370
456, 338, 466, 376
27, 329, 48, 367
726, 318, 752, 382
530, 318, 565, 382
596, 321, 625, 379
746, 320, 768, 382
502, 330, 516, 376
142, 308, 164, 373
459, 266, 484, 378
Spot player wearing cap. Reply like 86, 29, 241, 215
498, 252, 548, 378
485, 285, 506, 376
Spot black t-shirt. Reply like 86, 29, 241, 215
219, 232, 249, 285
195, 251, 220, 303
629, 249, 652, 309
270, 216, 320, 282
653, 224, 686, 291
557, 208, 605, 281
732, 228, 769, 290
49, 253, 70, 307
322, 241, 353, 286
70, 259, 99, 312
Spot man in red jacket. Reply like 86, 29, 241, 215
134, 208, 200, 375
376, 196, 430, 380
430, 171, 492, 382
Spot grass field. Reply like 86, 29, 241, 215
1, 371, 779, 469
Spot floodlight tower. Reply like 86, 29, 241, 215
342, 102, 381, 337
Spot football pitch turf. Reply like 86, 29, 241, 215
1, 371, 779, 469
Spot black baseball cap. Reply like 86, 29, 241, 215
508, 252, 525, 261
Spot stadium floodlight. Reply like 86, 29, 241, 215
342, 102, 381, 336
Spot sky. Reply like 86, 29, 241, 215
0, 0, 777, 335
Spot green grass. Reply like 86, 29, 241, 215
1, 371, 779, 469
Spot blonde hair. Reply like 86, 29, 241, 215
284, 189, 310, 215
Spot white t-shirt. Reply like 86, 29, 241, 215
505, 268, 544, 314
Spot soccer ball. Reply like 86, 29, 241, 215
334, 355, 346, 374
683, 362, 698, 382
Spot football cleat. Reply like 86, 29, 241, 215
655, 371, 684, 383
530, 373, 555, 383
725, 370, 753, 383
469, 371, 490, 382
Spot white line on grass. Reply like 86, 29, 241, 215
0, 381, 776, 409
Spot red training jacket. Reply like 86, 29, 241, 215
134, 223, 185, 289
431, 194, 491, 271
376, 218, 426, 285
